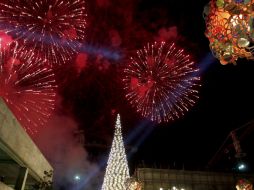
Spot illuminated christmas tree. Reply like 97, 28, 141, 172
101, 114, 130, 190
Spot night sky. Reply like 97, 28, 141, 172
55, 0, 254, 176
2, 0, 254, 189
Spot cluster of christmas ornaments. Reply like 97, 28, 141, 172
204, 0, 254, 65
236, 179, 253, 190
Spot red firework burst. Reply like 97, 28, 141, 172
0, 0, 86, 65
0, 41, 57, 135
123, 41, 200, 123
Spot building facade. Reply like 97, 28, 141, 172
135, 168, 254, 190
0, 98, 53, 190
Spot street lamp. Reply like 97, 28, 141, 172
74, 175, 81, 182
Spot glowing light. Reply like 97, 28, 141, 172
123, 41, 200, 123
101, 114, 130, 190
238, 164, 246, 170
0, 41, 57, 135
74, 175, 81, 181
0, 0, 87, 65
237, 162, 247, 171
204, 0, 254, 65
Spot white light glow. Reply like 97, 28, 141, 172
238, 163, 246, 170
74, 175, 81, 181
101, 114, 130, 190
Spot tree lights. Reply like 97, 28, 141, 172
101, 114, 130, 190
204, 0, 254, 65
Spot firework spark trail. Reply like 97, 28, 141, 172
0, 0, 86, 65
0, 22, 122, 61
123, 41, 201, 123
0, 41, 57, 135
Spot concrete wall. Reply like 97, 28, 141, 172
0, 98, 53, 181
0, 182, 14, 190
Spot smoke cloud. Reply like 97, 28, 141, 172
33, 113, 102, 190
155, 26, 178, 42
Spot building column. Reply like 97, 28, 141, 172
15, 167, 28, 190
